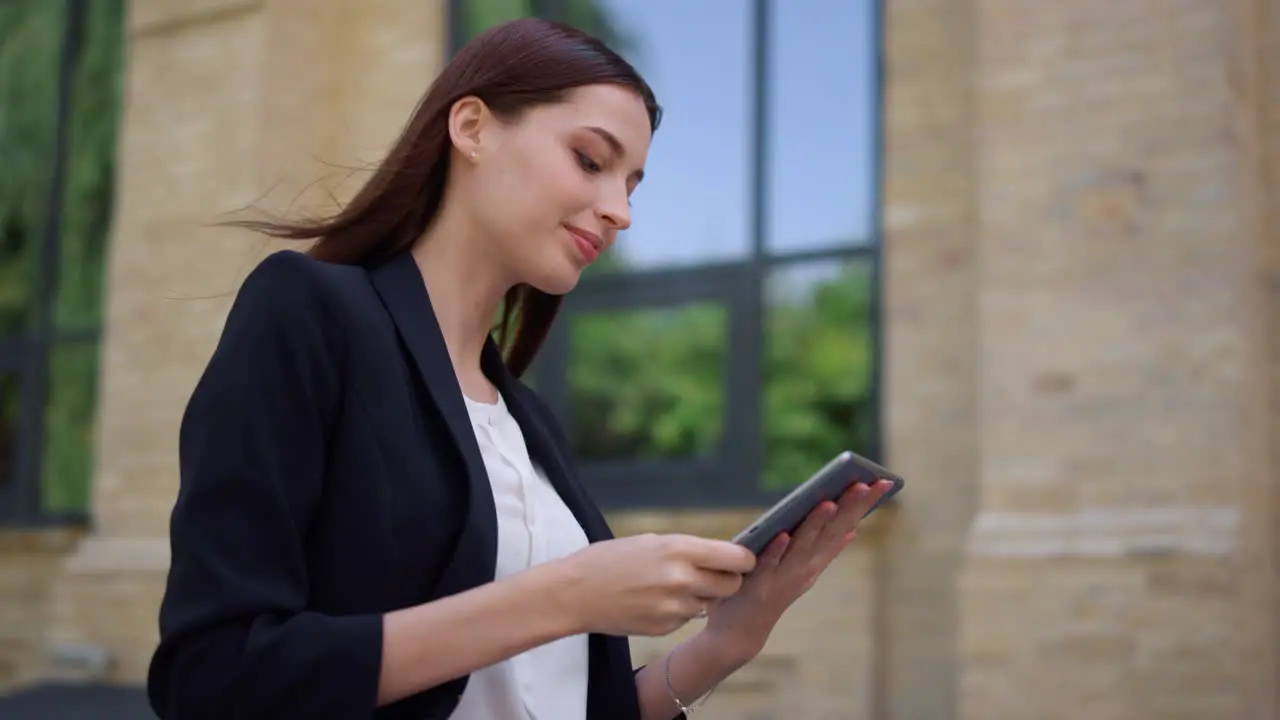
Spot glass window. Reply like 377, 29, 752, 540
566, 303, 727, 461
42, 341, 97, 514
581, 0, 755, 271
459, 0, 884, 507
454, 0, 534, 48
765, 0, 879, 254
762, 258, 876, 490
53, 0, 124, 334
0, 0, 66, 334
0, 0, 122, 524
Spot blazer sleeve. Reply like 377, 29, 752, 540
147, 252, 383, 719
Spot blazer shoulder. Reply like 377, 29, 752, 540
238, 248, 361, 301
232, 249, 372, 330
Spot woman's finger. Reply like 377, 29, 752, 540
690, 567, 747, 600
819, 483, 872, 545
842, 480, 894, 529
789, 500, 838, 554
858, 480, 894, 514
755, 532, 790, 573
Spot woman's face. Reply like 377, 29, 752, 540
450, 83, 652, 295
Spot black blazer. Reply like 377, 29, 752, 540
147, 250, 652, 720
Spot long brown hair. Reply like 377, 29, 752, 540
227, 18, 661, 377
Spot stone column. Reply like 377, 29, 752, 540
880, 0, 981, 718
46, 0, 445, 683
1254, 0, 1280, 712
958, 1, 1277, 717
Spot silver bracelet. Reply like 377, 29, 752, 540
663, 641, 716, 714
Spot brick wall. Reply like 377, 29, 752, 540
0, 531, 82, 687
880, 0, 980, 716
1258, 0, 1280, 711
954, 1, 1279, 718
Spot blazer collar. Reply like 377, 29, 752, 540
368, 251, 611, 549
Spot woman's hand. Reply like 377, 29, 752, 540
554, 532, 758, 638
700, 479, 895, 662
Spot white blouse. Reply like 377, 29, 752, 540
451, 392, 591, 720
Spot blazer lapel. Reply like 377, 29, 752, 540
368, 252, 497, 597
367, 254, 609, 570
483, 341, 614, 544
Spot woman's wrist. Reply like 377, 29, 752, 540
694, 623, 763, 669
528, 555, 595, 637
636, 630, 752, 720
701, 610, 773, 667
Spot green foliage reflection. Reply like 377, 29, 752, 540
568, 304, 727, 461
563, 262, 876, 491
762, 263, 875, 490
0, 0, 123, 516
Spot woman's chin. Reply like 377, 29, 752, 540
525, 265, 583, 297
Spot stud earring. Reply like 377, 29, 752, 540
469, 150, 478, 159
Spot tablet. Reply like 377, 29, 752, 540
731, 450, 905, 556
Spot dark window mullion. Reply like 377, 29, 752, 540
568, 264, 741, 312
11, 351, 46, 523
0, 361, 22, 524
867, 0, 887, 465
720, 0, 771, 503
761, 243, 876, 267
750, 0, 771, 261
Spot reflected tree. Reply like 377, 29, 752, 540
0, 0, 124, 516
563, 263, 876, 490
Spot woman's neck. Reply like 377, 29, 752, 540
411, 211, 511, 399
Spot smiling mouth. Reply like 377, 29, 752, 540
565, 225, 602, 264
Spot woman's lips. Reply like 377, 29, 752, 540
566, 225, 601, 264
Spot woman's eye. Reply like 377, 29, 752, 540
575, 150, 601, 173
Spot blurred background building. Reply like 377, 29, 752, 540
0, 0, 1276, 718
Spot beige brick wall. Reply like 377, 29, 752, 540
955, 1, 1278, 719
0, 531, 82, 688
880, 0, 980, 717
1258, 0, 1280, 712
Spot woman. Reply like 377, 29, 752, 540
146, 17, 892, 720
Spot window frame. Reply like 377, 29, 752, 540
449, 0, 887, 510
0, 0, 96, 528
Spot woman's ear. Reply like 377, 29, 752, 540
448, 95, 489, 160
